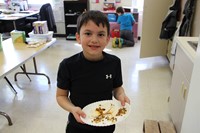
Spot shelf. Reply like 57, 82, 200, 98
66, 34, 76, 40
67, 24, 77, 28
65, 13, 77, 16
64, 0, 88, 40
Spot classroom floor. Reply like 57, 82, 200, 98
0, 38, 172, 133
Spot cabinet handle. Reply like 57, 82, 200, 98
180, 81, 184, 95
180, 81, 187, 100
183, 86, 187, 100
167, 96, 170, 102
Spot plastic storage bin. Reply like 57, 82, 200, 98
28, 31, 53, 41
107, 14, 117, 22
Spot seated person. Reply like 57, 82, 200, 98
112, 6, 135, 48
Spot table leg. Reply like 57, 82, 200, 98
4, 77, 17, 94
14, 57, 51, 84
0, 111, 13, 126
20, 65, 31, 81
13, 21, 17, 30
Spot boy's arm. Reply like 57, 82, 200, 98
117, 16, 121, 24
113, 86, 130, 106
131, 14, 135, 25
56, 88, 74, 112
56, 88, 86, 123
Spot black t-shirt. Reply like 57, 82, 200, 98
57, 51, 123, 128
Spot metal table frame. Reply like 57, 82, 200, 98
0, 38, 56, 125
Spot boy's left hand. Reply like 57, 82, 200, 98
117, 93, 130, 106
114, 87, 130, 106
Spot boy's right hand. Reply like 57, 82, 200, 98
71, 106, 86, 124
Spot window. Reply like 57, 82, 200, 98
0, 0, 53, 5
137, 0, 144, 11
132, 0, 144, 11
28, 0, 52, 5
0, 0, 5, 3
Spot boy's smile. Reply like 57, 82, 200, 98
76, 20, 110, 61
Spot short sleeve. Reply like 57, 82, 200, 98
113, 58, 123, 88
57, 60, 71, 90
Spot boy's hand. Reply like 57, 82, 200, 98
117, 93, 130, 106
71, 107, 86, 124
114, 87, 130, 106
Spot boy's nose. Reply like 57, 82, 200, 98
91, 35, 98, 43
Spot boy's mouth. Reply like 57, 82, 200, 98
89, 45, 100, 49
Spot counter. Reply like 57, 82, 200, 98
175, 37, 198, 62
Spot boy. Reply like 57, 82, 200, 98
113, 6, 135, 48
56, 10, 130, 133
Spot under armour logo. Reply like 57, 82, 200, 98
106, 74, 112, 79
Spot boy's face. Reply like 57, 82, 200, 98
76, 20, 110, 61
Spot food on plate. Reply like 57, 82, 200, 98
91, 103, 127, 124
116, 107, 127, 116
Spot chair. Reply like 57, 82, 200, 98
19, 15, 38, 37
21, 3, 57, 36
39, 3, 57, 33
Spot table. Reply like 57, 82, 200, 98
0, 38, 56, 125
0, 10, 39, 30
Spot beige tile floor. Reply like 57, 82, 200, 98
0, 38, 172, 133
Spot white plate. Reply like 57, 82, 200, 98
81, 100, 131, 127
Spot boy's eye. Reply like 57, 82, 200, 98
98, 33, 105, 37
84, 32, 91, 36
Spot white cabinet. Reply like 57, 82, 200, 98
169, 57, 190, 133
180, 36, 200, 133
169, 37, 196, 133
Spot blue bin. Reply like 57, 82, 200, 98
107, 14, 117, 22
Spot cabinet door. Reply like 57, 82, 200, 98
140, 0, 173, 58
178, 78, 189, 133
169, 65, 183, 133
169, 62, 190, 133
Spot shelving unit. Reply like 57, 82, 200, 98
63, 0, 89, 40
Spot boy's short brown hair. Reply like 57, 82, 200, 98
116, 6, 124, 14
77, 10, 110, 35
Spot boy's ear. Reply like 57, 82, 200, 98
76, 32, 81, 44
106, 35, 110, 44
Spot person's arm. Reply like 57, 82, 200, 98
113, 86, 130, 106
56, 88, 86, 123
117, 15, 121, 24
131, 14, 135, 25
